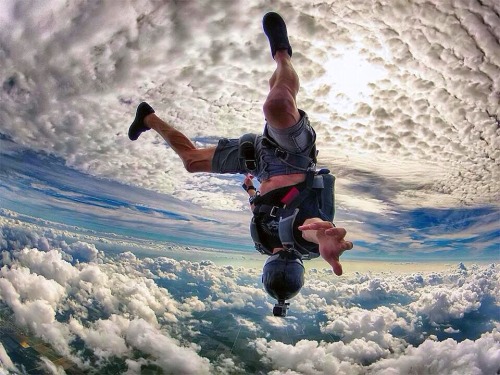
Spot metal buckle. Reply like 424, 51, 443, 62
275, 148, 287, 159
245, 160, 257, 171
269, 206, 279, 217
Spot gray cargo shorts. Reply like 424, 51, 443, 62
211, 109, 316, 181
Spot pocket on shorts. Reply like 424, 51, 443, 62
212, 138, 245, 174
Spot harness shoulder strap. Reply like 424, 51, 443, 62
278, 209, 320, 260
250, 216, 275, 256
317, 172, 335, 221
261, 136, 317, 172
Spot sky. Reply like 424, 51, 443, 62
0, 0, 499, 374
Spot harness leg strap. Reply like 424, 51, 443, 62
239, 133, 258, 173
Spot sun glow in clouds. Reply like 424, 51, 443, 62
305, 46, 389, 114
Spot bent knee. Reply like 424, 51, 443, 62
183, 149, 214, 173
263, 97, 300, 128
184, 157, 205, 173
184, 160, 198, 173
264, 97, 292, 116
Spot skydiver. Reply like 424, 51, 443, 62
128, 12, 353, 316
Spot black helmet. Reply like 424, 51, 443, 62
262, 250, 305, 303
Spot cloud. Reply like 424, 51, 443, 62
0, 248, 211, 373
0, 0, 497, 214
319, 306, 408, 358
253, 328, 500, 375
62, 241, 99, 263
0, 343, 18, 373
12, 299, 73, 356
252, 338, 365, 375
125, 318, 211, 374
69, 314, 131, 359
409, 263, 498, 324
39, 356, 66, 375
368, 329, 500, 375
0, 140, 251, 251
1, 0, 499, 268
1, 0, 255, 212
0, 215, 499, 374
311, 1, 499, 207
0, 265, 66, 308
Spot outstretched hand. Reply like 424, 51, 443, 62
298, 220, 353, 276
243, 174, 254, 188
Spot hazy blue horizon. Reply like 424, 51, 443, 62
2, 137, 498, 262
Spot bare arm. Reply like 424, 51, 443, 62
298, 218, 353, 276
242, 174, 257, 212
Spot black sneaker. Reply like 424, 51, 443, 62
263, 12, 292, 58
128, 102, 155, 141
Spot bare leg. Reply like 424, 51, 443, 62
144, 114, 215, 173
263, 50, 301, 129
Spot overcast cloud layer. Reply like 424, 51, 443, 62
1, 0, 499, 207
0, 218, 499, 374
